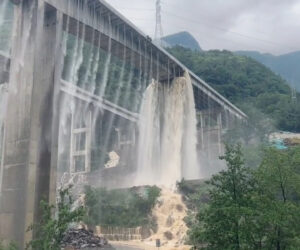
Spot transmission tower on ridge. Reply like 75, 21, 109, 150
155, 0, 164, 45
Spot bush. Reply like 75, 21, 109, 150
177, 179, 211, 211
26, 186, 85, 250
0, 241, 17, 250
188, 144, 300, 249
84, 185, 161, 228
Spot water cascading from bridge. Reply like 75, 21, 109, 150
135, 72, 200, 187
0, 84, 7, 196
0, 0, 9, 196
56, 6, 139, 190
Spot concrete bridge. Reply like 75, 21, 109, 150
0, 0, 246, 248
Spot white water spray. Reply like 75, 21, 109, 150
181, 72, 199, 179
136, 72, 200, 187
0, 84, 8, 195
135, 80, 161, 185
0, 0, 9, 28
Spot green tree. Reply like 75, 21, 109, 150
254, 148, 300, 249
191, 144, 256, 249
0, 241, 17, 250
84, 185, 160, 228
26, 186, 85, 250
188, 146, 300, 249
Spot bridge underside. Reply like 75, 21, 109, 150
0, 0, 246, 248
45, 0, 246, 118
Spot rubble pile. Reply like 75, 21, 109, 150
61, 228, 110, 249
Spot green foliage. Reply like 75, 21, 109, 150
162, 31, 202, 51
168, 46, 300, 132
190, 144, 256, 249
188, 145, 300, 250
0, 241, 17, 250
84, 185, 161, 228
236, 50, 300, 92
177, 179, 211, 211
253, 147, 300, 249
26, 186, 85, 250
177, 179, 211, 246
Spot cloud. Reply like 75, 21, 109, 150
108, 0, 300, 55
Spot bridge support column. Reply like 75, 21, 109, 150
217, 112, 223, 155
0, 1, 63, 248
199, 112, 204, 150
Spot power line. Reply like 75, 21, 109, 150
162, 10, 299, 51
162, 18, 270, 52
112, 5, 298, 52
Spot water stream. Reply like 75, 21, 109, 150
0, 84, 8, 196
136, 72, 200, 187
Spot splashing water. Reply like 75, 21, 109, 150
0, 84, 8, 195
0, 0, 9, 28
135, 80, 161, 185
136, 72, 200, 187
181, 72, 199, 179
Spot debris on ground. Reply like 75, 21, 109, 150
61, 228, 110, 249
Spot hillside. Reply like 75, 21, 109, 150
162, 32, 202, 51
167, 46, 300, 132
236, 50, 300, 91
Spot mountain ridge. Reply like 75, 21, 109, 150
161, 31, 300, 91
162, 31, 202, 51
167, 46, 300, 132
235, 50, 300, 91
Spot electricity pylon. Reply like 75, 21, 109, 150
155, 0, 163, 45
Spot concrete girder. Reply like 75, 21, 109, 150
44, 0, 246, 120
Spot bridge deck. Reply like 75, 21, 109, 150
44, 0, 247, 119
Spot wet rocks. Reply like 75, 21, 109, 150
166, 215, 174, 227
61, 228, 110, 249
164, 231, 173, 240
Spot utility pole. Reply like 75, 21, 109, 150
155, 0, 163, 45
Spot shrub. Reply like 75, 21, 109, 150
0, 241, 17, 250
26, 186, 85, 250
84, 185, 160, 228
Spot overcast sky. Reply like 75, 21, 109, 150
107, 0, 300, 55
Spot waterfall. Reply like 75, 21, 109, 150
135, 80, 161, 185
0, 0, 9, 28
160, 74, 188, 186
0, 84, 8, 195
136, 72, 200, 187
181, 72, 199, 179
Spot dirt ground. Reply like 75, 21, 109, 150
111, 241, 191, 250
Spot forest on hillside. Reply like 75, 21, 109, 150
236, 50, 300, 91
168, 46, 300, 132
